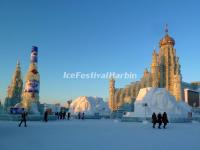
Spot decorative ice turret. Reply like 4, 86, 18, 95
22, 46, 40, 113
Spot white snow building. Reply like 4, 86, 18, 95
70, 96, 110, 115
125, 87, 191, 119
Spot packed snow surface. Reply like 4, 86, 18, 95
70, 96, 110, 115
126, 88, 191, 118
1, 120, 200, 150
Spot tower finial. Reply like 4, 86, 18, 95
153, 46, 156, 52
165, 24, 168, 34
17, 60, 20, 66
110, 75, 115, 81
16, 60, 20, 69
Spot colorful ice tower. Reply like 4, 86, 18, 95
22, 46, 40, 113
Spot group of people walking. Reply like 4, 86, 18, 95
55, 111, 66, 120
18, 110, 74, 127
47, 111, 72, 121
50, 111, 85, 121
152, 112, 169, 129
78, 112, 85, 120
18, 110, 168, 129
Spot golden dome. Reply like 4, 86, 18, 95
159, 34, 175, 47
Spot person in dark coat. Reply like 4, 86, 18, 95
67, 112, 71, 120
55, 112, 59, 120
82, 112, 85, 120
162, 112, 169, 129
59, 111, 62, 120
63, 111, 66, 119
157, 113, 162, 129
152, 112, 157, 128
44, 110, 48, 122
78, 112, 81, 119
18, 111, 28, 127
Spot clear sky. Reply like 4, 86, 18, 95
0, 0, 200, 104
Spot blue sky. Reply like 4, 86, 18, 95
0, 0, 200, 103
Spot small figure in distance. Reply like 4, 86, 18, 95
67, 112, 71, 120
55, 112, 59, 120
18, 110, 28, 127
82, 112, 85, 120
78, 112, 81, 119
157, 113, 162, 129
59, 111, 62, 120
162, 112, 169, 129
44, 110, 48, 122
152, 112, 157, 128
63, 111, 66, 120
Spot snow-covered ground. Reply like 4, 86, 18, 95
0, 120, 200, 150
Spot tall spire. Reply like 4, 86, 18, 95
17, 60, 20, 66
152, 49, 157, 65
151, 49, 159, 88
165, 24, 168, 34
15, 60, 21, 73
4, 61, 23, 112
109, 77, 116, 111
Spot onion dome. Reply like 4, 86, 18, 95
159, 24, 175, 47
159, 34, 175, 47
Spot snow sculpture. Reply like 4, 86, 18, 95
126, 88, 191, 118
70, 96, 110, 115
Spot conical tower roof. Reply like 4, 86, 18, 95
4, 61, 23, 109
12, 60, 22, 83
